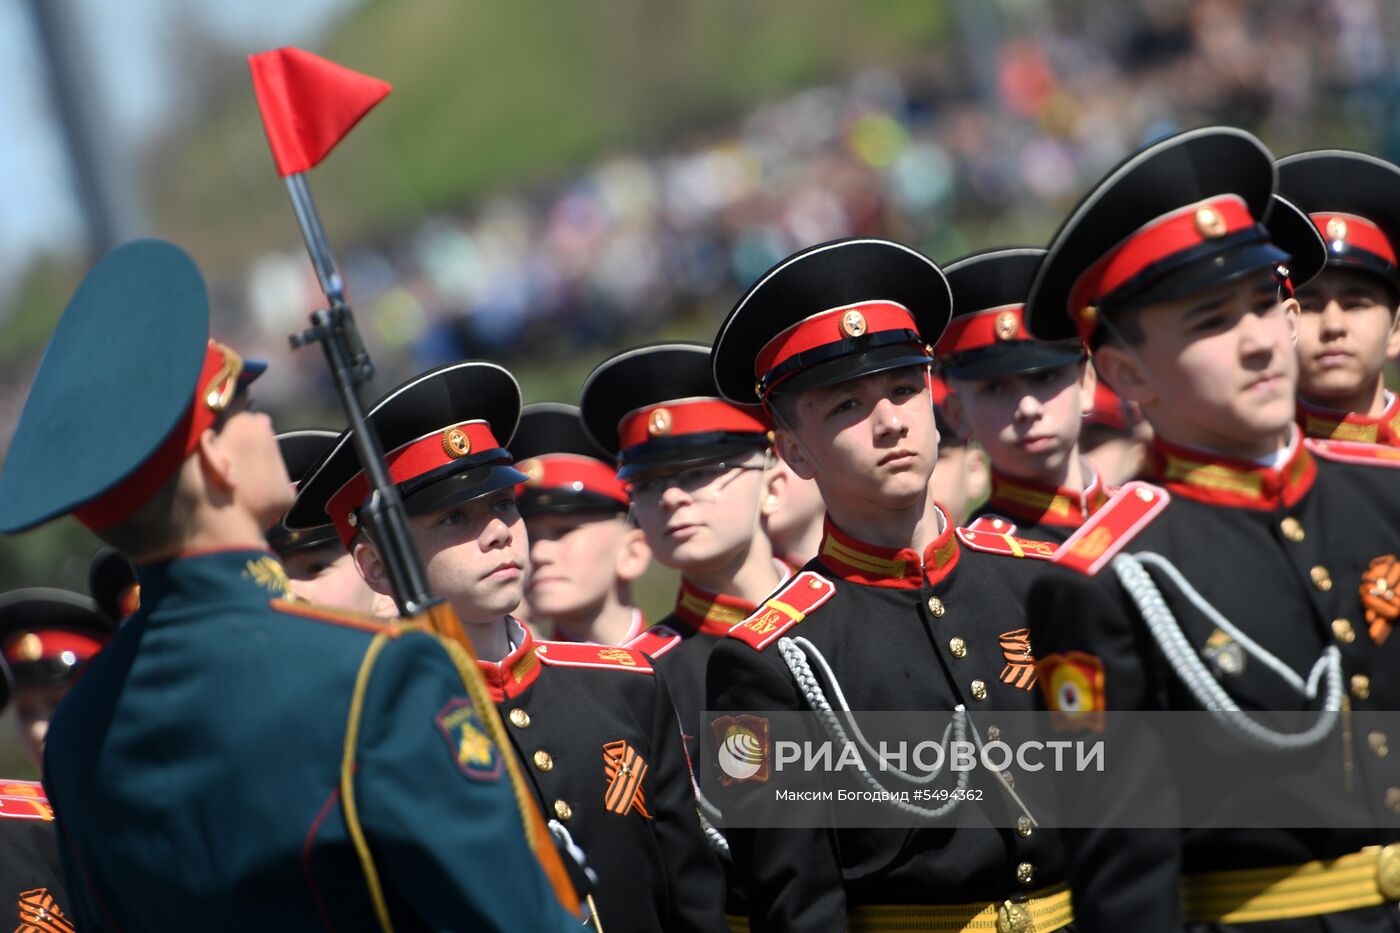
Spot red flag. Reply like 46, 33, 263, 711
249, 48, 391, 176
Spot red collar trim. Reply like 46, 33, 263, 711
1069, 195, 1257, 342
985, 467, 1109, 527
934, 304, 1030, 355
476, 621, 542, 702
516, 453, 628, 505
1311, 212, 1398, 265
816, 512, 960, 589
1298, 392, 1400, 448
672, 578, 759, 636
1146, 435, 1316, 510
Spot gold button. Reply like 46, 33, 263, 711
987, 725, 1001, 742
1280, 517, 1304, 542
1331, 619, 1356, 644
949, 637, 967, 659
1016, 861, 1034, 885
553, 799, 573, 821
1310, 566, 1332, 592
1378, 844, 1400, 899
971, 679, 988, 701
1352, 674, 1371, 701
509, 708, 531, 728
927, 596, 946, 617
1387, 788, 1400, 814
533, 750, 554, 772
1370, 731, 1389, 758
1016, 816, 1033, 837
808, 578, 823, 589
1134, 487, 1154, 502
991, 518, 1006, 530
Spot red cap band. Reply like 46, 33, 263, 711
326, 420, 503, 546
1311, 212, 1398, 266
1069, 196, 1257, 341
516, 453, 628, 506
617, 398, 769, 453
755, 301, 920, 384
75, 341, 245, 532
4, 630, 106, 665
934, 304, 1031, 356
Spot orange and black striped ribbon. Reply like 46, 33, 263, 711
603, 741, 652, 818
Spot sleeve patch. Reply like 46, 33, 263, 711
955, 528, 1057, 560
624, 625, 684, 659
535, 642, 654, 673
434, 697, 502, 782
1037, 652, 1105, 731
726, 571, 836, 651
1051, 481, 1169, 575
1306, 437, 1400, 468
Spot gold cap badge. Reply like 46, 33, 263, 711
647, 407, 672, 437
519, 458, 544, 486
1326, 216, 1349, 242
14, 633, 42, 663
994, 310, 1020, 341
442, 427, 472, 459
839, 309, 868, 338
1195, 205, 1227, 239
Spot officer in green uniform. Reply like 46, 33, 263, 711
0, 239, 580, 931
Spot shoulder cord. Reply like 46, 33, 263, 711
1112, 551, 1342, 751
693, 785, 732, 858
777, 635, 971, 820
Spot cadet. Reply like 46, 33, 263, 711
762, 451, 826, 568
935, 248, 1106, 542
1078, 380, 1152, 486
1022, 127, 1400, 930
288, 360, 728, 933
508, 403, 651, 645
1277, 150, 1400, 446
0, 240, 579, 931
579, 342, 789, 761
707, 238, 1070, 931
269, 428, 389, 615
927, 374, 992, 525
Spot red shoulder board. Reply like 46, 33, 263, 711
1052, 481, 1170, 576
955, 527, 1056, 561
0, 780, 52, 821
1306, 437, 1400, 468
535, 641, 654, 674
269, 598, 399, 635
965, 514, 1019, 535
727, 571, 837, 652
625, 624, 684, 659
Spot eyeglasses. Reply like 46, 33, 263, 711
628, 461, 764, 504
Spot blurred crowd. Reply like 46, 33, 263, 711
8, 0, 1400, 438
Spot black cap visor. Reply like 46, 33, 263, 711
400, 461, 528, 519
940, 342, 1085, 381
267, 522, 341, 557
518, 488, 629, 518
617, 435, 768, 481
769, 343, 933, 398
1103, 239, 1290, 317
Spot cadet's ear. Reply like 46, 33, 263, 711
776, 430, 816, 481
1078, 360, 1099, 417
352, 539, 393, 596
938, 387, 971, 440
195, 428, 236, 492
760, 459, 786, 518
1091, 345, 1155, 407
964, 444, 990, 506
1282, 296, 1301, 344
1386, 305, 1400, 360
614, 525, 651, 584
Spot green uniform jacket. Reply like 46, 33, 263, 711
43, 547, 575, 932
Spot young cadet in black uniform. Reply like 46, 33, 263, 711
268, 429, 390, 615
288, 360, 728, 933
1021, 126, 1400, 931
1277, 150, 1400, 447
935, 248, 1107, 543
0, 240, 579, 931
707, 238, 1071, 932
508, 403, 651, 646
579, 342, 790, 758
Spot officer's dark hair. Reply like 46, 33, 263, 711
1088, 307, 1146, 352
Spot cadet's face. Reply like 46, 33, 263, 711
1104, 277, 1299, 454
780, 367, 938, 512
628, 454, 769, 573
524, 511, 631, 619
219, 398, 294, 529
281, 543, 380, 614
947, 362, 1088, 481
406, 489, 528, 624
1294, 269, 1400, 403
14, 682, 66, 770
